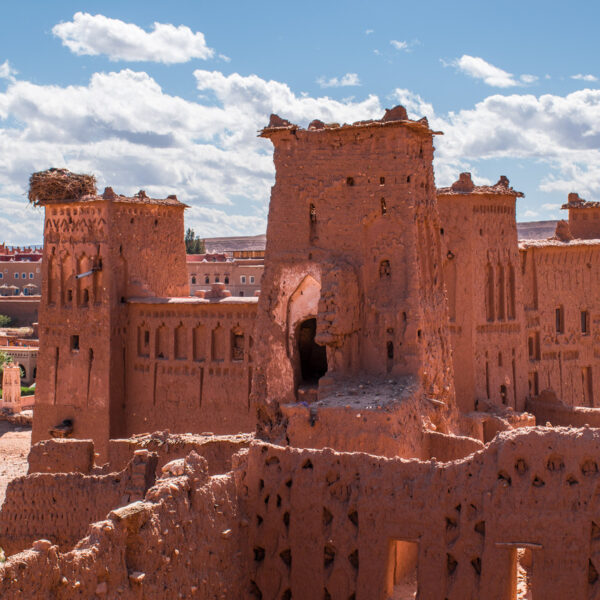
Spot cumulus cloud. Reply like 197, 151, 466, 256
0, 68, 384, 243
316, 73, 361, 88
52, 12, 214, 63
448, 55, 519, 87
572, 74, 598, 82
390, 40, 408, 51
0, 60, 16, 80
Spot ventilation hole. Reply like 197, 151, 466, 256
249, 581, 263, 599
324, 589, 332, 600
264, 494, 270, 506
497, 471, 512, 486
380, 198, 387, 215
276, 495, 282, 508
407, 175, 411, 183
474, 521, 485, 536
348, 549, 359, 570
348, 595, 356, 600
280, 549, 292, 568
567, 475, 579, 486
256, 515, 263, 526
259, 479, 264, 490
447, 554, 458, 575
454, 503, 462, 513
417, 329, 422, 339
387, 341, 394, 359
439, 228, 444, 235
582, 459, 599, 476
348, 510, 359, 527
346, 177, 354, 186
324, 545, 335, 568
283, 512, 290, 529
532, 475, 545, 487
445, 517, 458, 530
266, 456, 280, 466
471, 557, 482, 576
590, 560, 599, 585
302, 459, 313, 470
547, 455, 564, 472
379, 176, 385, 185
285, 479, 293, 488
281, 590, 292, 600
253, 547, 265, 562
514, 459, 528, 474
323, 507, 333, 527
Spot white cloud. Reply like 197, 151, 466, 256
316, 73, 361, 88
390, 40, 408, 51
523, 210, 539, 218
0, 68, 383, 243
572, 74, 598, 82
520, 74, 538, 84
52, 12, 214, 63
365, 29, 374, 35
0, 60, 16, 80
542, 203, 561, 210
449, 55, 519, 88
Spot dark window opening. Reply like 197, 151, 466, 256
406, 175, 411, 183
205, 276, 210, 284
298, 318, 328, 384
144, 330, 150, 346
556, 306, 564, 334
381, 198, 387, 215
215, 276, 220, 283
529, 372, 539, 397
500, 384, 508, 405
380, 177, 385, 185
67, 289, 73, 303
70, 335, 80, 352
154, 219, 158, 226
191, 276, 196, 284
379, 260, 391, 278
225, 276, 229, 284
232, 332, 245, 361
582, 310, 590, 334
346, 177, 354, 186
82, 289, 89, 305
387, 341, 394, 359
310, 203, 317, 223
440, 228, 444, 235
240, 291, 244, 297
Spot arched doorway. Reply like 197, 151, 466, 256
298, 318, 327, 384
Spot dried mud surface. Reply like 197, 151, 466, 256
0, 422, 30, 506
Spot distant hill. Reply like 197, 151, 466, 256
517, 220, 558, 240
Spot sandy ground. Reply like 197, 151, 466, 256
0, 421, 31, 506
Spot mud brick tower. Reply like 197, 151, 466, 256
438, 173, 527, 413
31, 170, 188, 459
253, 107, 456, 442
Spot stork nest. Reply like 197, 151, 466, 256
28, 168, 97, 205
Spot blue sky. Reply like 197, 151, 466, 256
2, 0, 600, 243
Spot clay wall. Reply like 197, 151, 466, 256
520, 240, 600, 406
0, 296, 39, 326
3, 428, 600, 598
0, 453, 245, 599
107, 431, 253, 476
0, 449, 157, 556
125, 298, 257, 436
27, 438, 95, 474
567, 206, 600, 239
0, 364, 21, 411
438, 176, 527, 413
0, 346, 37, 385
254, 112, 455, 439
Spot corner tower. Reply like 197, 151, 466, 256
253, 107, 455, 442
31, 170, 188, 458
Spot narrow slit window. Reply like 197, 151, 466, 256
70, 335, 80, 352
379, 260, 391, 278
556, 306, 564, 334
582, 310, 590, 334
381, 198, 387, 215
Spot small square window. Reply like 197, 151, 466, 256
215, 276, 220, 283
14, 273, 18, 279
29, 273, 34, 279
240, 276, 246, 284
250, 276, 255, 284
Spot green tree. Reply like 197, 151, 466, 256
0, 314, 11, 328
0, 350, 13, 377
185, 228, 206, 254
